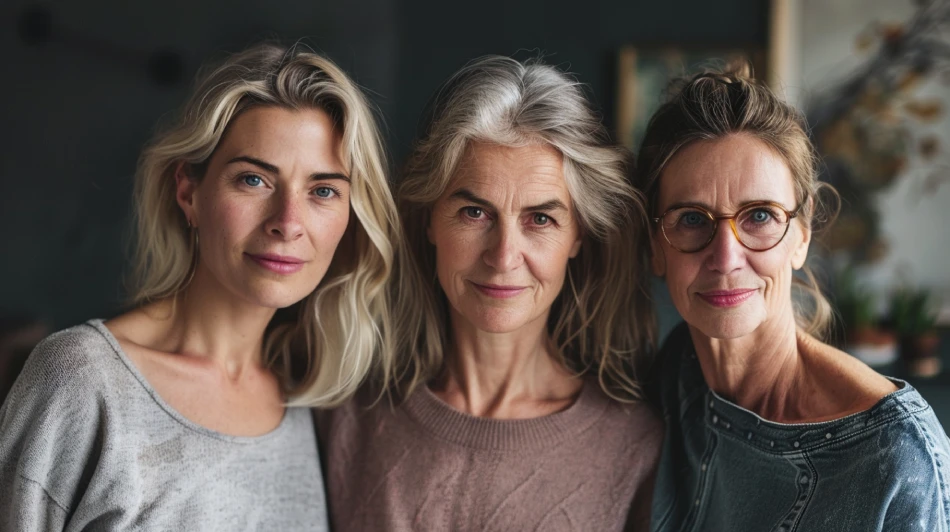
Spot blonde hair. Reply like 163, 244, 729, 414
130, 43, 400, 407
635, 63, 838, 339
392, 55, 655, 402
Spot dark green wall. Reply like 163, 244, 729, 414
1, 0, 767, 329
387, 0, 768, 159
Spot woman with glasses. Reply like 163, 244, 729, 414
637, 64, 950, 531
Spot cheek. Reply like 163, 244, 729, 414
663, 256, 701, 299
433, 228, 481, 283
310, 207, 351, 260
201, 195, 261, 256
752, 249, 795, 298
526, 240, 571, 286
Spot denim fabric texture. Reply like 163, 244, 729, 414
651, 323, 950, 532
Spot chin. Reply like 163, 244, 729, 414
464, 306, 534, 334
691, 313, 763, 340
240, 280, 317, 310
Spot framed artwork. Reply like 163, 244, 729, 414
615, 45, 766, 150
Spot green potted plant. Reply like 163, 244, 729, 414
890, 288, 941, 377
835, 269, 897, 367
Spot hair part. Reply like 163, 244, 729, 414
392, 55, 655, 402
636, 61, 839, 339
130, 43, 400, 407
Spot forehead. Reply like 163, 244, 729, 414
215, 106, 344, 170
448, 141, 568, 199
657, 134, 796, 210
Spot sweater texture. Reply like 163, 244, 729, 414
316, 379, 663, 531
0, 320, 329, 531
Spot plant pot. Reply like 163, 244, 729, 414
899, 332, 942, 378
846, 327, 898, 367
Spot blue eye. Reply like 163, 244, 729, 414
682, 212, 706, 226
750, 209, 772, 223
313, 186, 336, 198
243, 175, 263, 187
532, 213, 551, 226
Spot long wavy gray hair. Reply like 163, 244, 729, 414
391, 55, 656, 402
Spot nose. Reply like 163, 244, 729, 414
482, 221, 524, 272
703, 219, 746, 273
264, 190, 305, 240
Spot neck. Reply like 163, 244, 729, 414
691, 306, 804, 420
433, 308, 581, 418
144, 265, 277, 380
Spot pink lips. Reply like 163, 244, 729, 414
472, 282, 526, 299
246, 253, 306, 274
698, 289, 757, 308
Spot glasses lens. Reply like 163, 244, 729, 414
662, 207, 714, 252
735, 204, 790, 250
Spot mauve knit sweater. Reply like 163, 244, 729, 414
315, 379, 663, 531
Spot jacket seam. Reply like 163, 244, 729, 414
711, 407, 921, 454
788, 451, 817, 532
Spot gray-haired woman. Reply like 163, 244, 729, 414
316, 56, 662, 531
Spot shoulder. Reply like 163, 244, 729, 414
0, 321, 120, 426
0, 322, 121, 505
648, 321, 702, 411
9, 321, 118, 399
589, 384, 665, 458
798, 332, 899, 413
0, 321, 127, 453
879, 389, 950, 467
313, 385, 394, 442
820, 386, 950, 486
865, 392, 950, 525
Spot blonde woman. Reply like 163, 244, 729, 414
0, 44, 398, 530
317, 56, 662, 531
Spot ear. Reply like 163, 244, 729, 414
650, 232, 667, 277
174, 162, 199, 227
790, 197, 813, 270
569, 237, 582, 259
791, 220, 811, 270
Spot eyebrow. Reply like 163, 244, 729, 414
227, 156, 351, 182
448, 188, 568, 212
662, 199, 792, 212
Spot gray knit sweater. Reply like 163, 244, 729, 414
316, 380, 663, 531
0, 320, 329, 531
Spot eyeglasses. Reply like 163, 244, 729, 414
652, 201, 803, 253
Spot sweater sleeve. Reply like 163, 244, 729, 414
0, 475, 69, 531
0, 326, 108, 531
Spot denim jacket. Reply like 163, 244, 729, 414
651, 323, 950, 532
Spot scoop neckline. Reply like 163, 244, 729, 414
86, 318, 292, 444
402, 378, 612, 451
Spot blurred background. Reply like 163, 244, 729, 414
1, 0, 949, 415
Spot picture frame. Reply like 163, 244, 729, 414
615, 45, 767, 150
